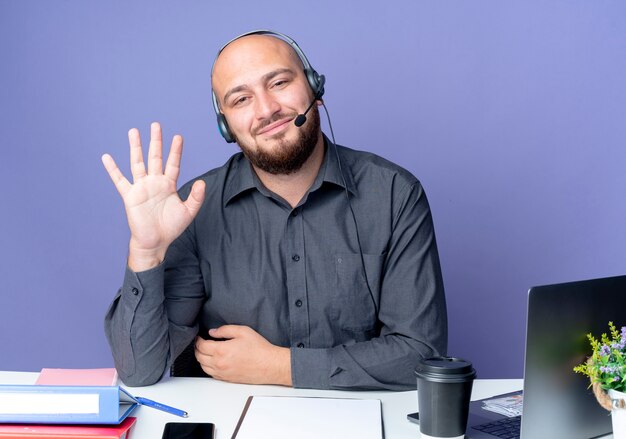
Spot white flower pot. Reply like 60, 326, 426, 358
609, 389, 626, 439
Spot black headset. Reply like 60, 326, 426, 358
210, 30, 326, 143
210, 30, 379, 316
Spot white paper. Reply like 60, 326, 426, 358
234, 396, 382, 439
481, 394, 523, 417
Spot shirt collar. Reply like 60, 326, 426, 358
319, 134, 357, 196
223, 134, 357, 206
223, 154, 257, 206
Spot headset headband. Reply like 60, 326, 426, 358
211, 30, 315, 78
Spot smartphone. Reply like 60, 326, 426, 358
161, 422, 215, 439
407, 412, 420, 424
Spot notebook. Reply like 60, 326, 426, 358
466, 274, 626, 439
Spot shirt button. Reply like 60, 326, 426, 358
131, 287, 139, 296
292, 210, 299, 217
292, 254, 300, 262
295, 299, 303, 307
297, 343, 305, 348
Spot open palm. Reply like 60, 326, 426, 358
102, 122, 205, 271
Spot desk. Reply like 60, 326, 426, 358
1, 371, 526, 438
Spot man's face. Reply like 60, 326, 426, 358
212, 35, 321, 175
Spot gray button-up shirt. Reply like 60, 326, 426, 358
105, 139, 447, 390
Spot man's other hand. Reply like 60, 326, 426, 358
195, 325, 292, 386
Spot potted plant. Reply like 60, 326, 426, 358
574, 322, 626, 438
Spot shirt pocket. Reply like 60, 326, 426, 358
333, 252, 385, 334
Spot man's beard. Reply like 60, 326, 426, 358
236, 106, 320, 175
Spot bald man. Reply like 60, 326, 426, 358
103, 32, 447, 391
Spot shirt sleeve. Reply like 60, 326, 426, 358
103, 226, 205, 387
290, 182, 448, 390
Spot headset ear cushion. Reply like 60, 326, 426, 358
306, 68, 325, 99
217, 114, 235, 143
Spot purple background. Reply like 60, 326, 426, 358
1, 1, 625, 379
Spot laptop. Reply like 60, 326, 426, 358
466, 274, 626, 438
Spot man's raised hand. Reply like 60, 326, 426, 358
102, 122, 205, 272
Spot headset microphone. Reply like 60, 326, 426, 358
294, 102, 314, 127
294, 75, 326, 127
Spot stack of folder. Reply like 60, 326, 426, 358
0, 369, 136, 438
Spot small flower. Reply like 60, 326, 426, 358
574, 322, 626, 393
611, 340, 626, 351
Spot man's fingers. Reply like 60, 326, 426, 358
194, 344, 215, 376
184, 180, 206, 218
208, 324, 247, 340
102, 154, 132, 197
147, 122, 163, 175
164, 134, 183, 182
194, 342, 227, 380
128, 128, 147, 181
195, 338, 220, 356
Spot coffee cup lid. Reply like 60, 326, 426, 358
414, 356, 477, 382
